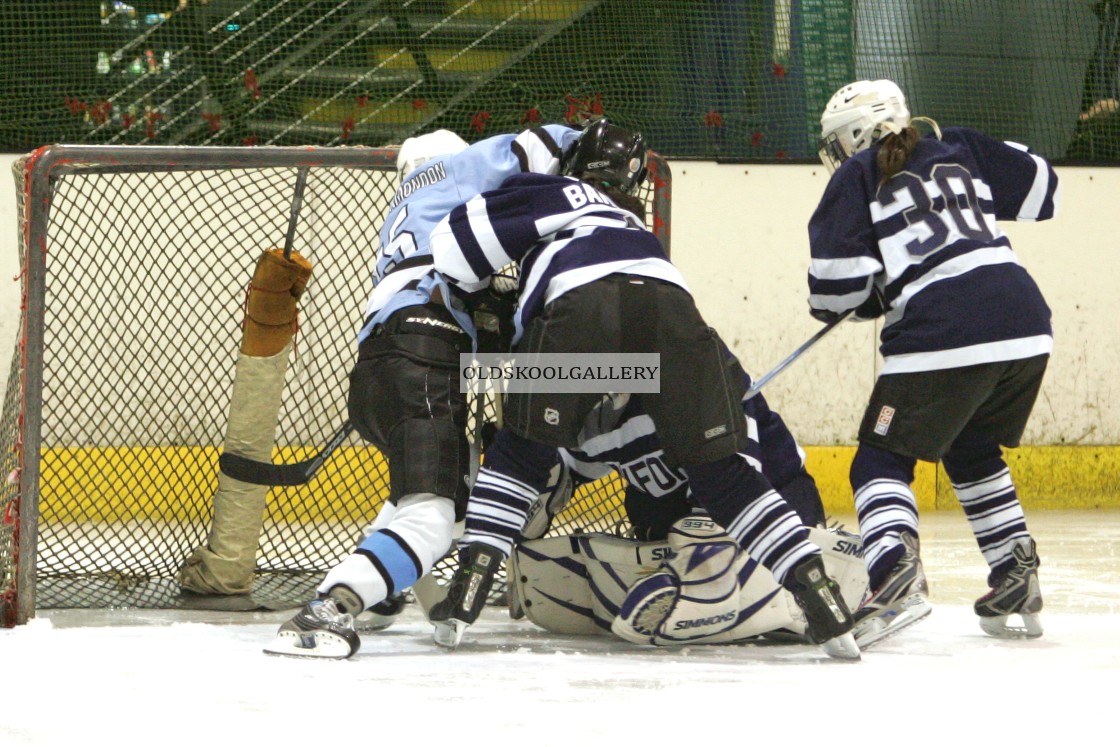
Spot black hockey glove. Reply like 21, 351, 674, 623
810, 286, 887, 325
810, 307, 846, 324
852, 285, 887, 321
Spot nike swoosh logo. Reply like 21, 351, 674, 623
843, 95, 858, 103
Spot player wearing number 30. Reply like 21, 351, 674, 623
809, 79, 1058, 646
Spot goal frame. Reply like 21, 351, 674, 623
1, 142, 672, 627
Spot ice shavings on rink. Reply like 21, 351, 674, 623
2, 511, 1118, 746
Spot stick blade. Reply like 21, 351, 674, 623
219, 452, 314, 486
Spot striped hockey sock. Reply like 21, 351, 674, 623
460, 429, 558, 557
951, 467, 1030, 585
684, 455, 817, 586
461, 466, 541, 557
853, 478, 920, 590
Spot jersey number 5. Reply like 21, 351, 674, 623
380, 206, 418, 268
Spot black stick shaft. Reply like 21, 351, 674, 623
283, 167, 310, 260
744, 311, 852, 400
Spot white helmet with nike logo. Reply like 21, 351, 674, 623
397, 128, 469, 180
818, 79, 910, 173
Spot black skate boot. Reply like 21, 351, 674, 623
852, 532, 931, 648
975, 537, 1043, 639
428, 543, 504, 649
262, 594, 360, 659
786, 555, 860, 660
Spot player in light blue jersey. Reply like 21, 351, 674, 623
360, 124, 582, 345
264, 125, 581, 659
808, 79, 1057, 646
428, 120, 859, 660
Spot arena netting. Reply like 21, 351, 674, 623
0, 1, 1116, 162
0, 144, 671, 624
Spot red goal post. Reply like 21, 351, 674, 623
0, 143, 672, 627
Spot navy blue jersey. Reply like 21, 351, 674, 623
430, 172, 687, 342
808, 126, 1059, 374
359, 124, 580, 344
560, 385, 807, 504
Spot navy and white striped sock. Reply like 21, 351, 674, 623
460, 429, 559, 557
462, 467, 540, 557
684, 455, 817, 587
952, 467, 1029, 582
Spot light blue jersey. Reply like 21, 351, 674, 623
358, 124, 581, 344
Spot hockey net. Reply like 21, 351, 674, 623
0, 143, 671, 626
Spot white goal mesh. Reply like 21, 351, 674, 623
0, 143, 672, 625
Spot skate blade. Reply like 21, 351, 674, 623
853, 594, 932, 649
432, 619, 469, 649
820, 631, 861, 661
262, 629, 358, 659
354, 611, 397, 633
978, 612, 1043, 639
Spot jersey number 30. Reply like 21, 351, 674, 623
877, 164, 995, 257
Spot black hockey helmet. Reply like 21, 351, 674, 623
562, 118, 648, 195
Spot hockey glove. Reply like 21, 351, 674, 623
810, 307, 846, 325
852, 285, 887, 321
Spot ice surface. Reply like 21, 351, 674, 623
2, 511, 1117, 746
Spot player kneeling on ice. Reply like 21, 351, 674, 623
506, 436, 867, 647
501, 370, 861, 645
808, 79, 1054, 645
512, 510, 866, 647
428, 124, 860, 659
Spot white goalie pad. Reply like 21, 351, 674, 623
511, 520, 869, 647
509, 533, 671, 635
808, 525, 869, 613
521, 460, 575, 541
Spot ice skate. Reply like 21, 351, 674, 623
429, 543, 504, 649
852, 532, 931, 648
786, 555, 861, 660
354, 592, 407, 633
975, 537, 1043, 639
263, 596, 360, 659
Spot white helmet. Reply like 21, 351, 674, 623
818, 79, 910, 173
396, 129, 469, 179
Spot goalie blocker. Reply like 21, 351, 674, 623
509, 514, 868, 646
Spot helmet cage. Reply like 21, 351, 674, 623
817, 120, 899, 173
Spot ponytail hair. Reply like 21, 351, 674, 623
876, 127, 922, 184
876, 116, 941, 185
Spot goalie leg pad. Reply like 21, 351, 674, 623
808, 526, 870, 612
626, 513, 811, 645
612, 572, 680, 645
508, 536, 597, 635
521, 459, 575, 541
511, 533, 670, 635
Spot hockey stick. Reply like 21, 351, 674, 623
743, 310, 853, 400
283, 167, 310, 261
216, 164, 334, 487
219, 420, 356, 486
